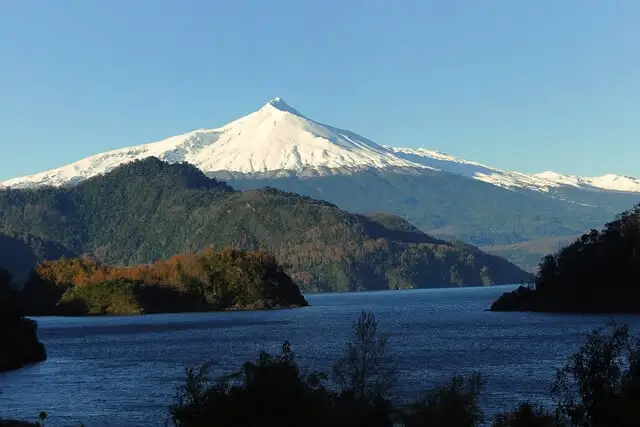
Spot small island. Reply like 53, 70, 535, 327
20, 247, 308, 316
0, 267, 47, 372
490, 203, 640, 313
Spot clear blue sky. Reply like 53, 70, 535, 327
1, 0, 638, 180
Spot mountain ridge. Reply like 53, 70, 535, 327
1, 97, 424, 188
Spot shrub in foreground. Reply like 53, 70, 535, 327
170, 315, 640, 427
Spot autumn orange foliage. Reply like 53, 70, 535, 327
24, 245, 308, 315
35, 246, 273, 288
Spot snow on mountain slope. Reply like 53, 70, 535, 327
386, 147, 554, 191
2, 97, 638, 195
1, 97, 425, 188
534, 171, 640, 193
387, 147, 640, 194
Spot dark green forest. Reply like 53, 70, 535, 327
491, 203, 640, 312
0, 158, 532, 292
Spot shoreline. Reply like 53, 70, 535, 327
26, 302, 310, 318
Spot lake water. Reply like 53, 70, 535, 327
2, 285, 640, 426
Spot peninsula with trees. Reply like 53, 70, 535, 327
490, 203, 640, 313
19, 247, 308, 316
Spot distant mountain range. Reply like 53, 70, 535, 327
2, 98, 638, 271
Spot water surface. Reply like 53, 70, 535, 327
2, 285, 638, 426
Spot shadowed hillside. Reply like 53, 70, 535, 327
0, 267, 46, 372
491, 203, 640, 312
0, 233, 75, 283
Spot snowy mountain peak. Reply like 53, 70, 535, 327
2, 99, 638, 195
268, 96, 285, 107
263, 96, 301, 115
1, 99, 423, 188
240, 97, 307, 121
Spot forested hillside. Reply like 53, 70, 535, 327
491, 203, 640, 312
0, 232, 75, 282
0, 158, 532, 292
219, 170, 638, 271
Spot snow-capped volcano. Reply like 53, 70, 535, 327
2, 97, 639, 194
1, 97, 424, 188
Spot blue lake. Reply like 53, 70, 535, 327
2, 285, 639, 426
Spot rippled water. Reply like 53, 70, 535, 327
2, 285, 640, 426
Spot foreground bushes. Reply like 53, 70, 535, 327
4, 312, 640, 426
169, 313, 640, 427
